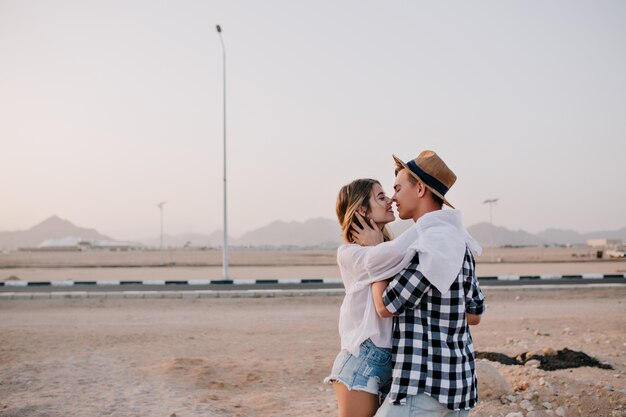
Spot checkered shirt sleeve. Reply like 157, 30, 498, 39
381, 248, 483, 411
382, 253, 430, 315
463, 252, 485, 315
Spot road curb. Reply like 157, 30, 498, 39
0, 288, 345, 300
1, 274, 624, 288
1, 284, 625, 300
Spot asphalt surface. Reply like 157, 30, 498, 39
1, 277, 624, 293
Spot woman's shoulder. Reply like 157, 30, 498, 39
337, 243, 367, 265
337, 243, 363, 253
337, 243, 359, 256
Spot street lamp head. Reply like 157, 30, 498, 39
483, 198, 499, 204
216, 25, 222, 33
157, 201, 167, 209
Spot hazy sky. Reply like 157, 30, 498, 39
1, 0, 625, 239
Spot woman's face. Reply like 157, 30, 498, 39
364, 183, 395, 225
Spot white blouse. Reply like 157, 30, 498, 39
336, 209, 482, 357
336, 224, 419, 356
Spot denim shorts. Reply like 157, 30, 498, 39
324, 339, 392, 396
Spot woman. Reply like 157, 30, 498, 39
324, 178, 411, 417
325, 178, 482, 417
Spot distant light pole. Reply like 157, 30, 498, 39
216, 24, 229, 279
483, 199, 499, 262
157, 201, 167, 265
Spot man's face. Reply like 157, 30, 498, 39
392, 169, 421, 220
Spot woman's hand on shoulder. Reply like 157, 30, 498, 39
351, 213, 384, 246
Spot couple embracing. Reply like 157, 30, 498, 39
325, 150, 486, 417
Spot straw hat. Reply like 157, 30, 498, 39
392, 151, 457, 208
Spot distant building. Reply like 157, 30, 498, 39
20, 236, 142, 252
586, 238, 622, 248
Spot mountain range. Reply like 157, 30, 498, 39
466, 223, 626, 247
0, 216, 114, 250
138, 218, 341, 248
1, 215, 624, 250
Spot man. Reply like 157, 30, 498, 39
371, 151, 485, 417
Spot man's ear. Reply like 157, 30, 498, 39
416, 182, 427, 198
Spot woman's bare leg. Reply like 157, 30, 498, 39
332, 381, 380, 417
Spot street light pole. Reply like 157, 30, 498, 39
157, 201, 167, 265
216, 24, 229, 280
482, 198, 499, 262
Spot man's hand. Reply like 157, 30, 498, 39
351, 212, 384, 246
467, 313, 481, 325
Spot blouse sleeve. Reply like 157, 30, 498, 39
337, 244, 368, 282
338, 227, 418, 290
363, 227, 418, 282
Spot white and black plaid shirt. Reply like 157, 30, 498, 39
382, 247, 485, 410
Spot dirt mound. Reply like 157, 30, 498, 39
475, 361, 512, 401
161, 358, 215, 388
476, 352, 518, 366
3, 275, 20, 281
476, 348, 613, 371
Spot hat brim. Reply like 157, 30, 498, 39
392, 154, 455, 209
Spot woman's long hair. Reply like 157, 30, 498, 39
336, 178, 392, 244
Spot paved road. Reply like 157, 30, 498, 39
1, 277, 624, 293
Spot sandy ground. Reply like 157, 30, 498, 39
0, 250, 338, 268
1, 248, 625, 282
0, 247, 620, 268
1, 286, 625, 417
0, 265, 338, 282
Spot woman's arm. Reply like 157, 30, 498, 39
371, 280, 393, 318
350, 214, 418, 284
